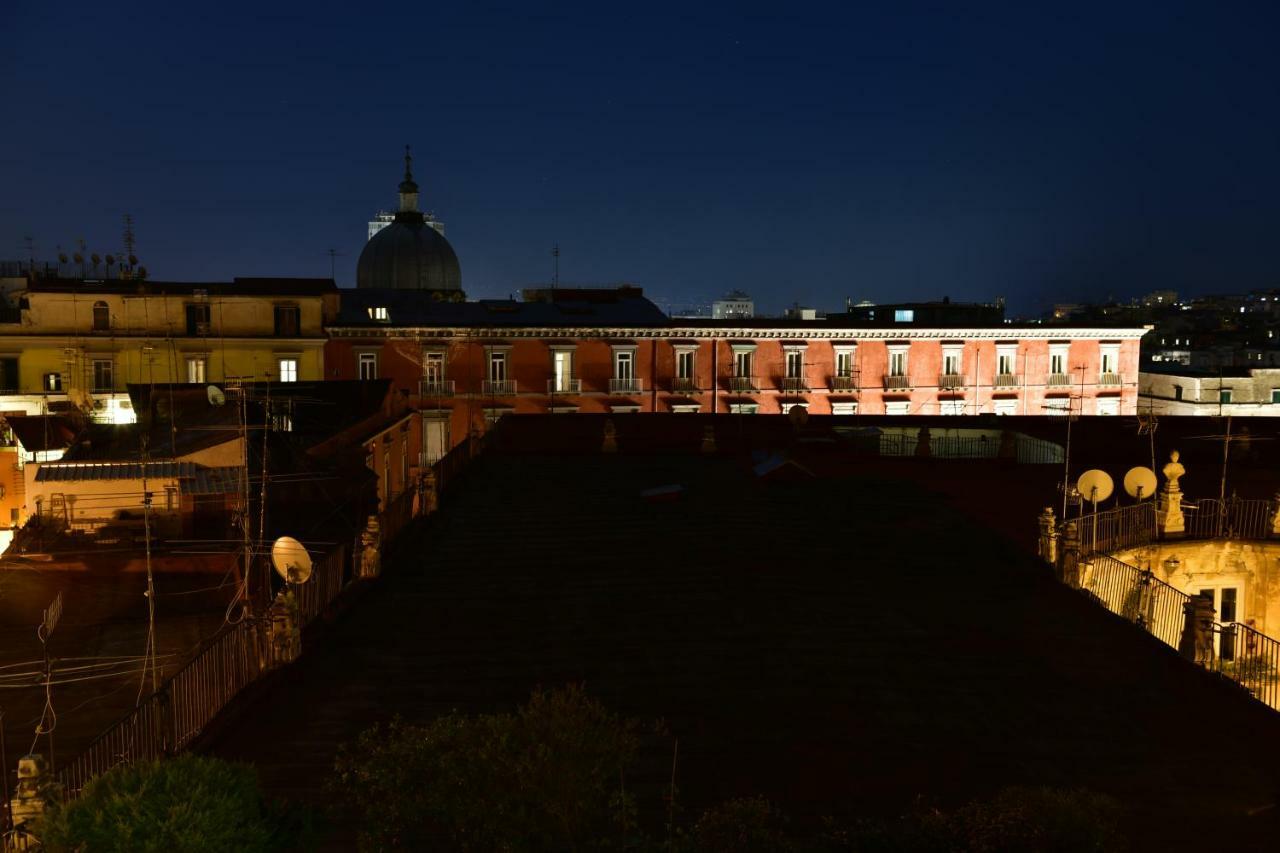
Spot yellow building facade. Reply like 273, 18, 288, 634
0, 277, 338, 421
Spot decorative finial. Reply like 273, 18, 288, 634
403, 144, 413, 182
397, 145, 420, 213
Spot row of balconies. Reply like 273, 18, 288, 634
418, 372, 1127, 397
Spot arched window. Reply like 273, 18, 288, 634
92, 301, 109, 331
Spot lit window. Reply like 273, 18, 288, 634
358, 352, 378, 380
894, 309, 914, 322
186, 357, 207, 383
278, 358, 298, 383
43, 372, 62, 392
368, 306, 389, 321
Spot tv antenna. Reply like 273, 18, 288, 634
270, 536, 313, 585
122, 214, 137, 257
1077, 469, 1113, 509
324, 248, 344, 279
551, 243, 560, 288
207, 384, 226, 407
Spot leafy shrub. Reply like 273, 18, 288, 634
332, 684, 644, 851
37, 754, 293, 852
687, 796, 794, 852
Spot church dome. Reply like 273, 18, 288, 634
356, 148, 462, 292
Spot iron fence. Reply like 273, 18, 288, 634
1082, 554, 1189, 649
877, 431, 1063, 464
1214, 622, 1280, 712
1078, 503, 1158, 557
1184, 498, 1275, 541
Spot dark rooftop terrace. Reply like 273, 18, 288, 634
206, 420, 1280, 850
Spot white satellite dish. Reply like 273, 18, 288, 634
1076, 469, 1114, 508
207, 385, 226, 407
270, 536, 313, 584
1123, 466, 1157, 501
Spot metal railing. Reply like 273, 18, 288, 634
1184, 498, 1276, 541
778, 377, 808, 393
938, 374, 964, 390
1213, 623, 1280, 711
482, 379, 517, 395
547, 378, 582, 394
1078, 503, 1158, 557
1047, 373, 1072, 387
830, 375, 858, 392
883, 375, 910, 390
727, 376, 756, 393
608, 378, 642, 394
419, 379, 454, 397
670, 377, 698, 393
994, 373, 1018, 388
1081, 555, 1188, 649
1098, 372, 1122, 387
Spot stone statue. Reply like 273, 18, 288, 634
1162, 450, 1185, 491
1157, 450, 1186, 536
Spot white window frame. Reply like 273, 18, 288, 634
358, 352, 378, 380
551, 347, 576, 392
1050, 344, 1069, 376
1100, 344, 1120, 376
942, 345, 962, 377
670, 404, 701, 414
885, 401, 910, 415
277, 357, 299, 383
888, 345, 909, 378
488, 350, 508, 383
423, 351, 446, 383
834, 346, 856, 378
731, 345, 756, 378
994, 399, 1018, 416
612, 346, 636, 380
675, 347, 696, 380
728, 403, 758, 414
830, 402, 857, 415
939, 399, 965, 415
785, 348, 804, 379
1096, 398, 1120, 416
996, 345, 1017, 377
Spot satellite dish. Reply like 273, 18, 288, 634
1076, 469, 1114, 506
271, 536, 313, 584
207, 385, 226, 406
1123, 466, 1157, 501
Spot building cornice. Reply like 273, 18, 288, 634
325, 326, 1151, 341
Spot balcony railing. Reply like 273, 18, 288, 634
1098, 372, 1122, 387
608, 378, 643, 394
830, 375, 858, 392
778, 377, 808, 393
419, 379, 455, 397
728, 376, 757, 393
670, 377, 699, 393
547, 378, 582, 394
938, 374, 964, 390
994, 373, 1019, 389
883, 375, 911, 390
1047, 373, 1072, 387
482, 379, 517, 395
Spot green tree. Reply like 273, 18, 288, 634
333, 684, 644, 851
37, 754, 298, 853
687, 796, 794, 852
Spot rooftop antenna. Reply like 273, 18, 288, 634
1123, 466, 1157, 503
22, 236, 35, 269
552, 244, 560, 289
122, 214, 137, 257
324, 248, 343, 279
1077, 469, 1114, 550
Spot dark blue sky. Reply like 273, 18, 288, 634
3, 1, 1278, 316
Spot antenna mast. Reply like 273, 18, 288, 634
552, 244, 560, 289
325, 248, 343, 279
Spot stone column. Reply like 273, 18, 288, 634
1178, 595, 1216, 667
1058, 521, 1080, 588
1156, 450, 1186, 538
1037, 506, 1059, 565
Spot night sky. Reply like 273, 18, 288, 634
3, 1, 1278, 316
